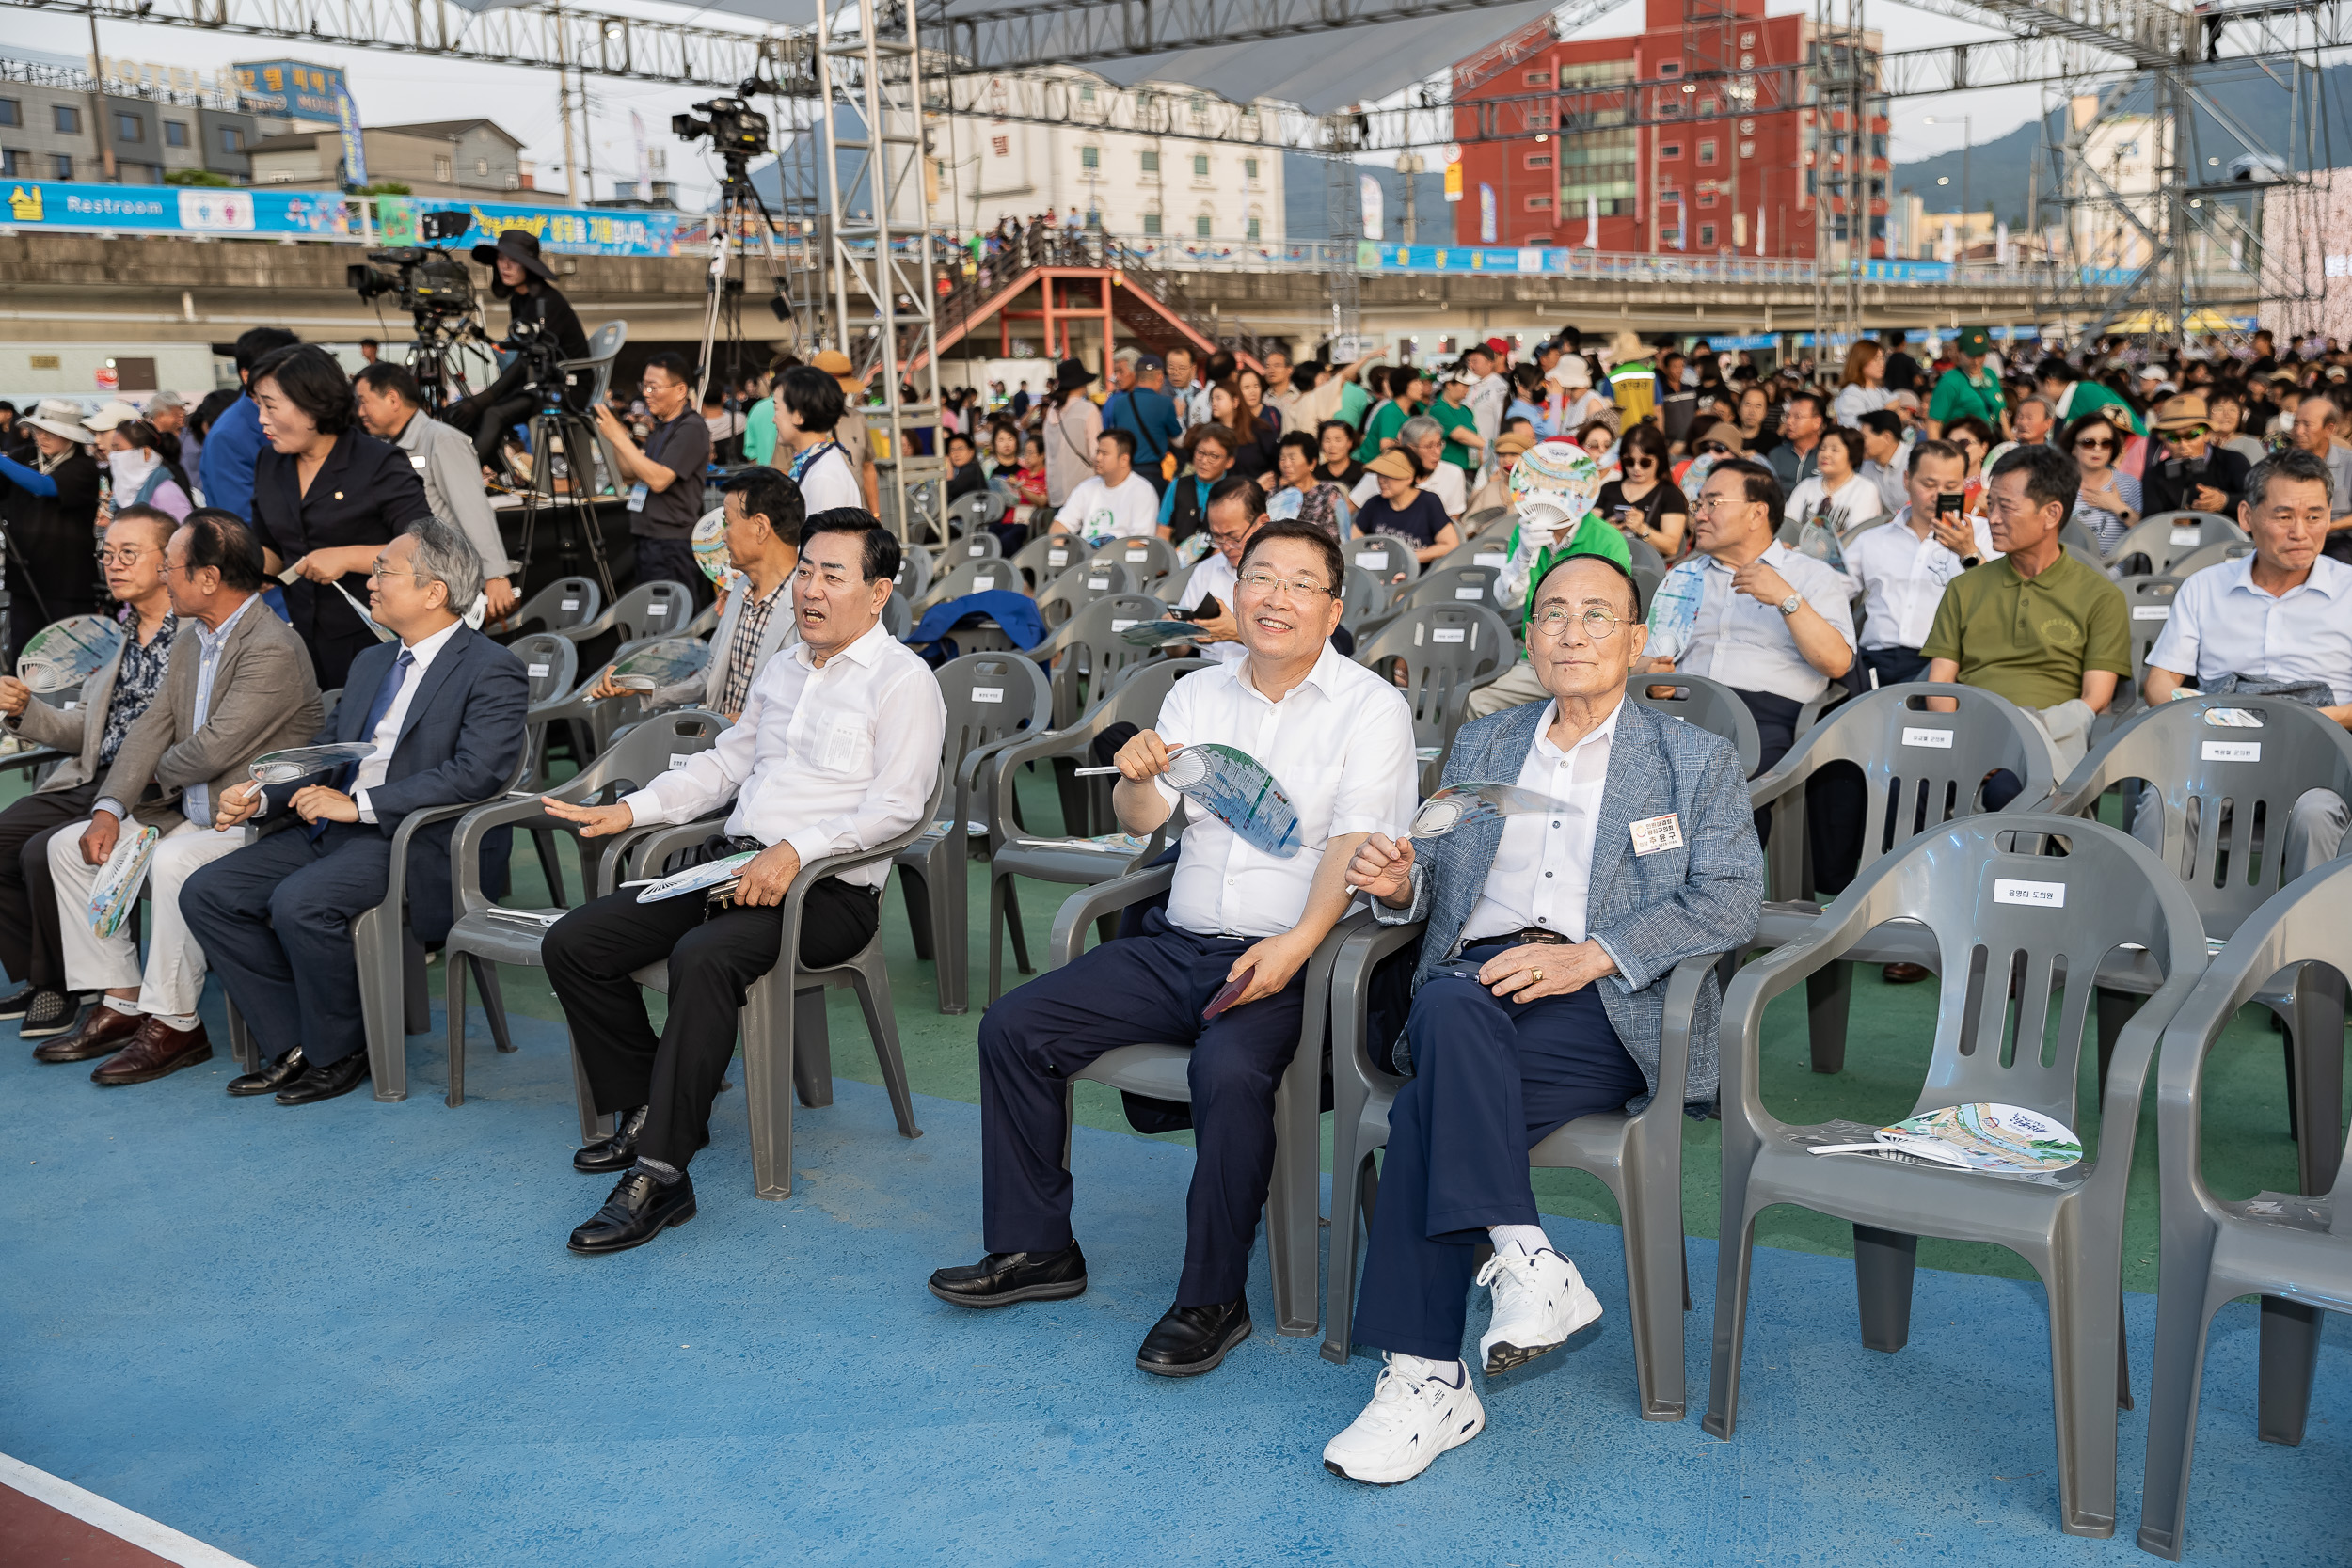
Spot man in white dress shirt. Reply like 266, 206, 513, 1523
2144, 447, 2352, 868
1168, 479, 1262, 668
541, 514, 946, 1254
929, 520, 1418, 1377
1052, 429, 1163, 541
1842, 437, 1995, 689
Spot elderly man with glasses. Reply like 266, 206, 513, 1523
930, 520, 1419, 1379
184, 516, 528, 1107
1321, 552, 1763, 1485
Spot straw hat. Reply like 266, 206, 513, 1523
83, 400, 144, 433
1691, 421, 1744, 455
810, 349, 862, 391
2153, 391, 2212, 433
21, 399, 94, 443
1606, 331, 1654, 363
1494, 430, 1535, 457
1364, 448, 1420, 481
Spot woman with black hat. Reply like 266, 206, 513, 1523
445, 230, 593, 467
1041, 357, 1101, 509
0, 400, 104, 656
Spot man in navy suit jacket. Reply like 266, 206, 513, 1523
185, 517, 528, 1106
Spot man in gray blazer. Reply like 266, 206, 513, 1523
35, 511, 324, 1083
0, 505, 180, 1039
1322, 552, 1763, 1487
354, 360, 517, 624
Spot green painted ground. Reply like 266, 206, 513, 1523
35, 746, 2325, 1300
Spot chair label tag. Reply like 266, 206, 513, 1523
1126, 546, 1150, 560
2201, 739, 2262, 762
1994, 878, 2066, 908
669, 752, 694, 770
1355, 550, 1388, 567
561, 599, 580, 610
968, 544, 987, 556
1111, 620, 1138, 632
1474, 551, 1507, 566
2131, 605, 2171, 620
1432, 627, 1467, 643
2169, 526, 2202, 546
1900, 726, 1953, 749
1088, 577, 1110, 590
527, 662, 549, 677
971, 686, 1004, 703
1455, 587, 1485, 600
1629, 813, 1683, 854
1048, 549, 1070, 566
975, 576, 997, 592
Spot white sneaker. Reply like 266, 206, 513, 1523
1476, 1246, 1603, 1375
1321, 1355, 1486, 1485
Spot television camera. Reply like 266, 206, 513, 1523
673, 79, 793, 399
346, 209, 492, 414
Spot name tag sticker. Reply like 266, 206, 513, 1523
1432, 627, 1467, 643
1900, 726, 1954, 749
2132, 605, 2171, 620
2202, 739, 2262, 762
626, 482, 649, 513
1994, 878, 2066, 908
974, 576, 997, 592
527, 662, 549, 677
668, 752, 694, 770
970, 686, 1004, 704
1355, 550, 1387, 568
1629, 813, 1684, 855
1473, 551, 1508, 566
410, 453, 429, 471
2169, 526, 2202, 546
1087, 576, 1110, 590
1454, 587, 1485, 600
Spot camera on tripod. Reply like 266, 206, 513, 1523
347, 210, 478, 321
674, 94, 771, 164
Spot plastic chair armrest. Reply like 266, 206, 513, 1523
1047, 863, 1178, 970
1633, 951, 1726, 1126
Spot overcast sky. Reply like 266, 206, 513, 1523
11, 0, 2042, 207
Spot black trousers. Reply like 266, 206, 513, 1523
545, 877, 881, 1169
1740, 687, 1867, 897
631, 536, 714, 609
0, 778, 100, 990
1858, 644, 1931, 690
448, 391, 536, 465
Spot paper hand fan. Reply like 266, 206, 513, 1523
691, 509, 744, 594
608, 638, 711, 694
635, 848, 760, 904
246, 741, 383, 786
1162, 743, 1301, 859
88, 823, 160, 939
1405, 781, 1573, 842
1120, 620, 1209, 648
17, 614, 125, 693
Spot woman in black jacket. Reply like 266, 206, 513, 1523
248, 344, 429, 689
0, 399, 103, 656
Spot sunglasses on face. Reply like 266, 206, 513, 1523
2074, 437, 2115, 451
1697, 443, 1731, 456
1628, 455, 1658, 468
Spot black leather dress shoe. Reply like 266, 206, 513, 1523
927, 1243, 1089, 1308
275, 1052, 370, 1106
567, 1169, 695, 1255
227, 1047, 307, 1098
573, 1107, 710, 1174
1136, 1298, 1252, 1377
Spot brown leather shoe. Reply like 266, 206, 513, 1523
90, 1017, 214, 1085
1881, 962, 1932, 986
33, 1002, 142, 1063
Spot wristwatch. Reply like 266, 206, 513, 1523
1775, 593, 1803, 617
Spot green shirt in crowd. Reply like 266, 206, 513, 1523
1357, 399, 1418, 465
1506, 515, 1634, 661
1928, 364, 2005, 431
1919, 548, 2131, 711
743, 397, 779, 465
1428, 396, 1482, 473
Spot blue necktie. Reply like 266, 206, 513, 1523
313, 648, 413, 842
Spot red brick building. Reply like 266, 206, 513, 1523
1449, 0, 1889, 261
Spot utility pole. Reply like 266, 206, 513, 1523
1395, 151, 1423, 244
87, 15, 116, 182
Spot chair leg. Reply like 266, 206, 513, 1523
938, 838, 971, 1016
353, 907, 407, 1103
1617, 1177, 1690, 1420
742, 975, 797, 1201
1322, 1147, 1374, 1366
1266, 1048, 1321, 1338
1004, 879, 1033, 976
226, 998, 260, 1073
2095, 988, 2143, 1095
532, 827, 569, 909
1805, 958, 1853, 1073
1852, 1224, 1919, 1353
473, 958, 516, 1053
445, 944, 471, 1109
987, 870, 1009, 1006
403, 931, 431, 1037
567, 1031, 612, 1145
2282, 965, 2345, 1196
2046, 1249, 2124, 1537
2135, 1239, 2224, 1561
1701, 1196, 1765, 1440
899, 864, 935, 961
848, 951, 922, 1138
792, 987, 834, 1109
2257, 1294, 2326, 1446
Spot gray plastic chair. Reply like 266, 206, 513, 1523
1746, 682, 2057, 1074
1459, 504, 1510, 534
2104, 511, 2244, 578
1323, 914, 1724, 1419
2049, 693, 2352, 1191
918, 555, 1025, 610
2168, 539, 2256, 578
1011, 532, 1086, 592
1039, 593, 1168, 728
1435, 535, 1514, 576
2137, 858, 2352, 1560
492, 576, 601, 641
1628, 671, 1763, 777
570, 578, 697, 650
1154, 558, 1205, 607
508, 632, 583, 901
881, 590, 913, 641
1626, 532, 1668, 578
2109, 575, 2182, 721
1045, 863, 1348, 1338
1033, 558, 1136, 631
439, 710, 730, 1115
979, 657, 1213, 1003
946, 490, 1002, 540
1338, 563, 1392, 636
1097, 534, 1180, 582
895, 653, 1052, 1014
892, 544, 935, 607
1344, 533, 1421, 585
1354, 603, 1521, 791
613, 776, 944, 1199
1704, 814, 2210, 1540
1396, 563, 1504, 616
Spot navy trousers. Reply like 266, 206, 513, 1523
977, 909, 1305, 1307
1353, 943, 1648, 1362
183, 821, 391, 1068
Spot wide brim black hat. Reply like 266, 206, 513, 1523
1053, 357, 1097, 393
471, 229, 556, 282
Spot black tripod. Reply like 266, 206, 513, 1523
511, 350, 618, 604
405, 311, 496, 418
697, 152, 794, 404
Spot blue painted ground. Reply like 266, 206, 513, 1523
5, 999, 2347, 1567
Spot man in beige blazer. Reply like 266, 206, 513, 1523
36, 511, 324, 1085
0, 506, 180, 1040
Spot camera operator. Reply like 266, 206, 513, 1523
445, 231, 591, 467
2141, 391, 2249, 519
247, 344, 429, 689
197, 325, 301, 524
593, 352, 709, 601
353, 361, 518, 623
0, 400, 104, 656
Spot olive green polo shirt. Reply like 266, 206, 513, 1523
1920, 548, 2132, 710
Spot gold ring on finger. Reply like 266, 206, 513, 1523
1531, 969, 1544, 983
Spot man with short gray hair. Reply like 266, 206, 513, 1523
184, 515, 529, 1107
